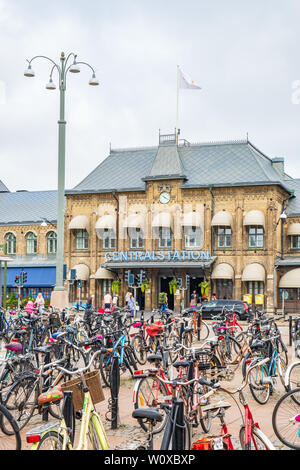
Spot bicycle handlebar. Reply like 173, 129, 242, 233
54, 348, 113, 376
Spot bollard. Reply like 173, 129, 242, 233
172, 400, 185, 451
110, 355, 120, 430
289, 316, 293, 347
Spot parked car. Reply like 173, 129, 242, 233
184, 299, 252, 321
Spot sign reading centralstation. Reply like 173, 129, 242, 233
105, 250, 211, 263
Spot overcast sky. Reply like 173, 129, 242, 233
1, 0, 300, 192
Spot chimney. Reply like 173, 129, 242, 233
272, 157, 285, 177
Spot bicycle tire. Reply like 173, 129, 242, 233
0, 403, 21, 450
248, 365, 271, 405
88, 413, 110, 450
239, 425, 271, 450
134, 375, 169, 434
272, 387, 300, 450
131, 335, 147, 365
36, 430, 65, 450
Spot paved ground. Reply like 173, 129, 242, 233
0, 321, 294, 450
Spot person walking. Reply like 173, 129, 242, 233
35, 292, 45, 314
128, 293, 135, 317
125, 291, 131, 306
103, 290, 112, 310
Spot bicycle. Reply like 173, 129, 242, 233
272, 387, 300, 450
26, 349, 111, 450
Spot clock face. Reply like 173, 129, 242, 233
159, 192, 170, 204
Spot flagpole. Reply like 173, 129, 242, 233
176, 65, 179, 136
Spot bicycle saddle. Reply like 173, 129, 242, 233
5, 342, 22, 352
38, 385, 63, 405
33, 345, 53, 355
132, 408, 163, 423
173, 360, 189, 369
147, 354, 163, 363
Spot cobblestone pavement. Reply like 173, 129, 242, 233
0, 322, 294, 450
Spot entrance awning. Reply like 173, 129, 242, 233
243, 210, 265, 228
69, 216, 89, 231
181, 212, 203, 227
95, 215, 116, 231
94, 267, 116, 280
123, 214, 144, 229
279, 268, 300, 288
287, 224, 300, 236
211, 263, 234, 280
68, 264, 90, 281
152, 212, 172, 228
211, 211, 233, 227
242, 263, 265, 282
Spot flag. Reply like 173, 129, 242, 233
178, 67, 201, 90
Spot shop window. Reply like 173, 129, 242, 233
5, 233, 16, 255
185, 227, 202, 248
248, 226, 264, 249
26, 232, 37, 255
158, 227, 172, 249
217, 227, 232, 248
129, 228, 143, 249
47, 232, 57, 254
103, 229, 116, 250
291, 236, 300, 249
76, 230, 89, 250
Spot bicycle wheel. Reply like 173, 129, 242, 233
248, 365, 271, 405
286, 362, 300, 402
239, 426, 271, 450
131, 335, 147, 365
0, 403, 21, 450
3, 374, 38, 433
218, 336, 241, 364
272, 387, 300, 450
36, 431, 64, 450
99, 351, 112, 388
134, 375, 170, 434
198, 321, 210, 342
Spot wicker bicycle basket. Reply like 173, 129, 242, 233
61, 370, 105, 412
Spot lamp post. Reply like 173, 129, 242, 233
24, 52, 99, 309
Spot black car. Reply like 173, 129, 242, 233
184, 300, 252, 321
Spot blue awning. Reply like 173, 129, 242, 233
2, 266, 56, 288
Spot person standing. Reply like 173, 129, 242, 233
211, 293, 217, 301
125, 291, 131, 306
190, 290, 198, 308
103, 290, 112, 310
112, 293, 119, 307
35, 292, 45, 314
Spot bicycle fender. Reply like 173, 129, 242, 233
30, 443, 39, 451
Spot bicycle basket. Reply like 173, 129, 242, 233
145, 321, 164, 337
61, 370, 105, 411
196, 352, 212, 371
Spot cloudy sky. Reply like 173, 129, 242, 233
1, 0, 300, 192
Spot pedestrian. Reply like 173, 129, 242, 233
112, 293, 119, 307
87, 295, 94, 310
211, 293, 217, 301
128, 293, 135, 317
190, 290, 198, 307
103, 290, 112, 310
125, 291, 131, 306
35, 292, 45, 314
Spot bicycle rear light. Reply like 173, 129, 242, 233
26, 435, 40, 444
134, 370, 144, 375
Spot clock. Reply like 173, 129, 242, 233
159, 192, 170, 204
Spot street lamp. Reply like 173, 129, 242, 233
24, 52, 99, 309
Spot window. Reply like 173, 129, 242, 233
26, 232, 37, 255
185, 227, 202, 248
291, 236, 300, 249
248, 281, 264, 296
5, 233, 16, 255
103, 229, 115, 250
158, 227, 172, 248
248, 226, 264, 248
47, 232, 57, 254
217, 227, 232, 248
129, 228, 143, 249
216, 279, 233, 299
76, 230, 89, 250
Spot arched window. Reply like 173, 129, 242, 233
5, 233, 16, 255
76, 229, 89, 250
26, 232, 37, 255
47, 231, 57, 254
